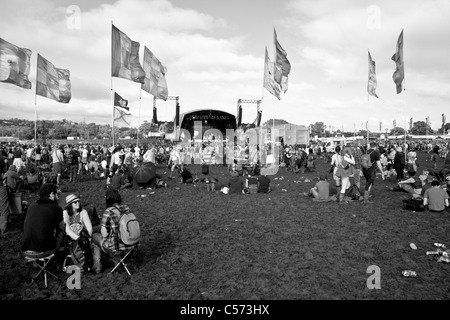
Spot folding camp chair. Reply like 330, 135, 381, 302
23, 250, 59, 287
110, 244, 139, 276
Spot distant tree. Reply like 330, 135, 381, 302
410, 121, 433, 135
310, 122, 326, 137
389, 127, 405, 135
263, 119, 289, 126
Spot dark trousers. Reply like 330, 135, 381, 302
362, 167, 377, 191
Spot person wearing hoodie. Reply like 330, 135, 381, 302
3, 165, 24, 193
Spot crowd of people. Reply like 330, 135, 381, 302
1, 137, 449, 278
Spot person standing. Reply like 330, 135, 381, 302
350, 144, 363, 190
68, 145, 80, 183
362, 142, 385, 204
393, 146, 406, 181
51, 146, 65, 186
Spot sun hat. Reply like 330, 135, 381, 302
65, 194, 80, 207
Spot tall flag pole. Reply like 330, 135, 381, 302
111, 20, 115, 146
392, 30, 404, 94
111, 22, 146, 145
442, 113, 446, 135
137, 89, 142, 147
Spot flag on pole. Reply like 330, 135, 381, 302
0, 38, 32, 89
393, 120, 396, 128
409, 117, 413, 130
379, 122, 382, 132
391, 30, 404, 94
114, 106, 131, 126
114, 92, 129, 110
263, 46, 281, 100
273, 28, 291, 93
152, 107, 158, 124
141, 46, 168, 100
36, 54, 71, 103
442, 114, 446, 125
368, 51, 379, 98
111, 24, 145, 84
426, 116, 430, 126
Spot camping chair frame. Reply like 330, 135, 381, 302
24, 252, 59, 287
110, 245, 138, 276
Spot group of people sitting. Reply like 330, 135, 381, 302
21, 183, 139, 274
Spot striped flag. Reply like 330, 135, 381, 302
368, 51, 379, 98
111, 24, 145, 84
263, 46, 281, 100
392, 30, 404, 94
273, 28, 291, 93
0, 38, 32, 89
36, 54, 71, 103
141, 46, 168, 100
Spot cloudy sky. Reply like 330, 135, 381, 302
1, 0, 449, 132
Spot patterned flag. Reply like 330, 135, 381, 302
114, 106, 131, 126
141, 46, 168, 100
409, 117, 413, 130
368, 51, 379, 98
273, 28, 291, 93
111, 24, 145, 84
0, 38, 32, 89
392, 30, 404, 94
263, 46, 281, 100
114, 92, 129, 110
36, 54, 71, 103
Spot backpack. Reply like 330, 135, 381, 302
402, 199, 425, 212
361, 151, 373, 169
345, 184, 361, 201
118, 208, 140, 245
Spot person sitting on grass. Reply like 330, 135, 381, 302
228, 171, 243, 194
257, 174, 271, 193
180, 166, 193, 184
111, 169, 132, 190
303, 175, 336, 201
423, 180, 449, 213
244, 173, 258, 194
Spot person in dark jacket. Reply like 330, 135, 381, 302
393, 146, 406, 181
228, 171, 243, 194
22, 183, 65, 264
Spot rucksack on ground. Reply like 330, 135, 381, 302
402, 199, 425, 212
361, 151, 373, 169
118, 210, 140, 245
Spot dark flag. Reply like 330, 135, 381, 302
114, 92, 129, 110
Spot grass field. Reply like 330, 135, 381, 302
1, 151, 449, 300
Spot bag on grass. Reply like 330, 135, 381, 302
118, 208, 140, 245
345, 184, 361, 201
402, 199, 425, 212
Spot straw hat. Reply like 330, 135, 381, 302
65, 194, 80, 207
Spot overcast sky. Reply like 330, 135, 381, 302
1, 0, 449, 132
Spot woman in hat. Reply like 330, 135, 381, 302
63, 194, 94, 271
